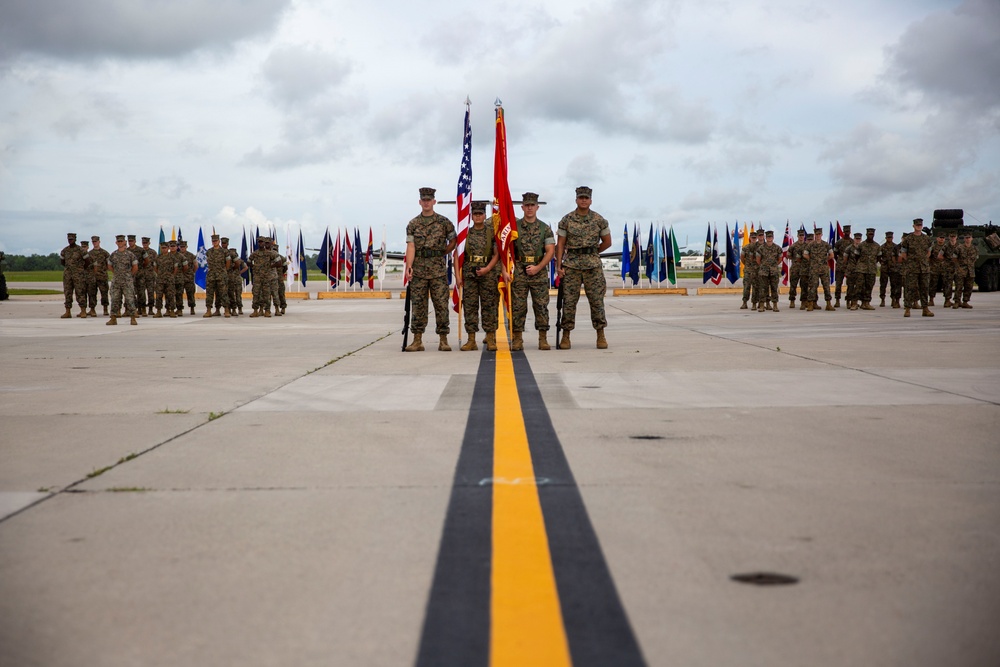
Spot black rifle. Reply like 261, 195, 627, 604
401, 283, 411, 351
555, 277, 564, 349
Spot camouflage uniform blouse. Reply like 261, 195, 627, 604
60, 243, 86, 271
808, 238, 832, 273
858, 239, 880, 274
406, 213, 456, 279
108, 248, 138, 282
899, 233, 932, 271
757, 242, 782, 276
878, 241, 901, 273
514, 219, 555, 275
205, 246, 229, 275
557, 210, 610, 271
957, 244, 979, 275
88, 248, 110, 276
463, 225, 495, 276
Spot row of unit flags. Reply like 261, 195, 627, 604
314, 227, 386, 290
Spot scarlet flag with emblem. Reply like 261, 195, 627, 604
492, 101, 517, 318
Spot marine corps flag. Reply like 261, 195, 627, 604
492, 101, 517, 318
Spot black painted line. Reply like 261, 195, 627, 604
512, 352, 648, 667
414, 350, 496, 667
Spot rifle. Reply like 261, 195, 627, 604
401, 283, 412, 351
555, 277, 564, 349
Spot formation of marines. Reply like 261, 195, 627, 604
404, 185, 612, 352
58, 232, 290, 324
742, 219, 979, 316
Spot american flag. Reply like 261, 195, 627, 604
453, 99, 472, 312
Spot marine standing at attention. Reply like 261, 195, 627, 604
555, 186, 613, 349
511, 192, 555, 351
204, 234, 231, 318
878, 231, 901, 308
137, 237, 156, 316
756, 230, 782, 312
787, 228, 806, 310
809, 226, 835, 310
899, 218, 933, 317
833, 224, 852, 307
59, 232, 88, 318
458, 200, 500, 352
404, 187, 457, 352
740, 230, 759, 310
107, 234, 139, 326
88, 236, 110, 316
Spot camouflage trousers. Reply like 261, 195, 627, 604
83, 273, 96, 308
205, 272, 229, 310
903, 270, 929, 309
110, 278, 137, 316
88, 273, 109, 308
228, 273, 244, 310
277, 279, 286, 309
155, 276, 176, 312
251, 276, 273, 311
461, 269, 498, 333
561, 266, 606, 331
929, 270, 954, 301
756, 272, 779, 303
512, 268, 550, 332
812, 270, 832, 302
854, 273, 876, 303
741, 271, 758, 303
955, 269, 974, 304
835, 267, 847, 299
788, 266, 804, 301
175, 279, 195, 309
135, 272, 153, 309
269, 278, 284, 309
409, 275, 450, 335
879, 271, 902, 300
63, 268, 87, 309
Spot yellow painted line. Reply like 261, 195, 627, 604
490, 324, 572, 667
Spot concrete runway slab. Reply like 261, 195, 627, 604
1, 289, 998, 666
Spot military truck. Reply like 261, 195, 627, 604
929, 209, 1000, 292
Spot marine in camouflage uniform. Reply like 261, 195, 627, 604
458, 200, 499, 352
787, 229, 806, 308
833, 224, 852, 307
940, 231, 961, 307
955, 233, 978, 308
404, 187, 457, 351
271, 247, 287, 316
107, 235, 139, 325
740, 230, 760, 309
854, 228, 880, 309
154, 241, 178, 317
59, 233, 88, 318
204, 234, 231, 317
79, 240, 97, 316
87, 236, 110, 316
555, 186, 613, 349
808, 227, 835, 310
755, 230, 782, 311
877, 231, 902, 308
899, 218, 933, 317
511, 192, 555, 351
174, 240, 197, 315
842, 234, 861, 308
221, 238, 244, 315
249, 237, 280, 317
927, 234, 949, 307
125, 235, 144, 315
136, 237, 156, 316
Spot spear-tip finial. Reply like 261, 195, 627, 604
495, 97, 502, 107
464, 95, 471, 106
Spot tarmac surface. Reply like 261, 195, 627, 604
1, 281, 999, 667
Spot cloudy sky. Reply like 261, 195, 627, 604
1, 0, 997, 256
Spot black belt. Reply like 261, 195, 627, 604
567, 246, 598, 255
416, 248, 446, 258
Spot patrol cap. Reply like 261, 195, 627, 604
211, 234, 220, 241
91, 235, 100, 242
141, 236, 150, 243
80, 240, 89, 247
814, 226, 823, 234
805, 232, 814, 239
179, 240, 187, 247
885, 231, 894, 237
116, 235, 127, 242
765, 230, 774, 238
853, 233, 862, 239
913, 218, 923, 225
842, 224, 851, 232
948, 230, 958, 237
67, 232, 77, 239
575, 186, 593, 198
797, 229, 805, 235
419, 187, 436, 200
169, 240, 177, 246
221, 237, 229, 244
127, 234, 136, 241
866, 228, 875, 234
521, 192, 540, 204
471, 200, 488, 214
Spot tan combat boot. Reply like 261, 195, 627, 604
106, 315, 117, 325
596, 328, 608, 349
880, 297, 885, 307
461, 336, 478, 351
130, 315, 138, 325
922, 307, 934, 317
485, 331, 497, 352
263, 308, 272, 318
203, 309, 213, 318
892, 298, 900, 308
176, 307, 183, 317
153, 308, 163, 318
103, 305, 110, 316
961, 302, 972, 309
943, 298, 952, 308
558, 330, 571, 350
88, 307, 97, 317
510, 331, 523, 351
740, 300, 748, 310
249, 308, 260, 318
904, 307, 911, 317
835, 298, 841, 308
806, 301, 814, 312
281, 307, 286, 315
757, 303, 765, 312
771, 301, 779, 312
77, 308, 87, 318
862, 302, 875, 310
190, 306, 195, 315
404, 333, 424, 352
825, 301, 835, 311
224, 308, 231, 318
799, 301, 807, 310
538, 331, 550, 350
60, 308, 72, 319
438, 334, 452, 351
168, 310, 177, 318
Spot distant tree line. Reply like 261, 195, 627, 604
2, 253, 63, 271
